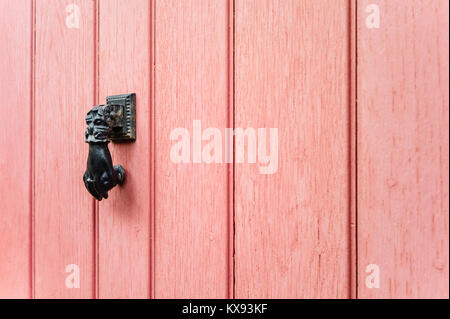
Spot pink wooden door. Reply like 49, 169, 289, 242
0, 0, 448, 299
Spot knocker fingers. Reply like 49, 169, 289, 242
84, 173, 102, 201
95, 177, 109, 200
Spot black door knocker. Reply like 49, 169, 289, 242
83, 93, 136, 200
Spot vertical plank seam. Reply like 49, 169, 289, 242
232, 0, 236, 299
93, 0, 100, 300
30, 0, 36, 300
150, 0, 156, 300
355, 0, 359, 299
349, 0, 359, 299
226, 0, 236, 299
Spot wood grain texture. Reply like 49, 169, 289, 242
153, 0, 231, 298
98, 0, 151, 298
234, 0, 351, 298
0, 0, 32, 298
357, 0, 449, 298
34, 0, 95, 298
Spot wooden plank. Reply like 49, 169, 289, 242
34, 0, 95, 298
154, 0, 231, 298
98, 0, 151, 298
357, 0, 449, 298
0, 0, 32, 299
234, 0, 351, 298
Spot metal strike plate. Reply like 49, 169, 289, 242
106, 93, 136, 142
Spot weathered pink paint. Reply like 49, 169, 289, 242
0, 0, 32, 299
357, 0, 449, 298
0, 0, 448, 299
34, 0, 96, 298
153, 0, 232, 298
234, 0, 352, 298
98, 0, 152, 299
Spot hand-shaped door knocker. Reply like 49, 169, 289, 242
83, 93, 136, 200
